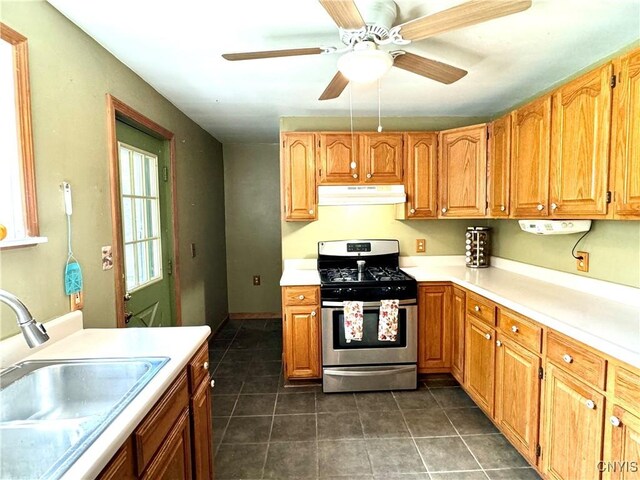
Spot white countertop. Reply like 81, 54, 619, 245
2, 320, 210, 479
280, 256, 640, 368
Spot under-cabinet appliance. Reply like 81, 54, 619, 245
518, 219, 592, 235
317, 185, 406, 206
318, 239, 417, 393
465, 226, 491, 268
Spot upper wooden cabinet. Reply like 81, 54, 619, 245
318, 133, 359, 184
510, 96, 552, 217
281, 133, 317, 221
404, 133, 438, 218
438, 124, 487, 217
360, 133, 404, 183
611, 48, 640, 218
550, 63, 613, 217
488, 114, 511, 217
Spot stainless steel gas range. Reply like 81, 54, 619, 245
318, 239, 418, 393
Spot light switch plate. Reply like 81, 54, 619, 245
253, 275, 261, 286
70, 291, 84, 311
576, 251, 589, 272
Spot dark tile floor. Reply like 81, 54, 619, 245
209, 319, 541, 480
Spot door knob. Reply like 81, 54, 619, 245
496, 340, 502, 347
124, 311, 133, 324
409, 208, 416, 214
484, 333, 491, 340
537, 203, 545, 211
551, 203, 558, 211
366, 173, 372, 179
353, 173, 358, 179
511, 325, 519, 333
203, 361, 209, 370
124, 292, 131, 302
500, 205, 506, 212
610, 416, 621, 427
586, 399, 596, 409
562, 354, 573, 364
441, 207, 447, 214
308, 209, 314, 215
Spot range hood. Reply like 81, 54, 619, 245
318, 185, 406, 206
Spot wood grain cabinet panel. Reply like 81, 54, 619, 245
283, 285, 320, 306
191, 378, 213, 480
438, 124, 487, 217
283, 302, 321, 379
360, 133, 404, 183
543, 363, 605, 480
318, 133, 359, 183
547, 331, 607, 390
281, 133, 317, 221
451, 286, 466, 384
97, 438, 135, 480
464, 315, 496, 415
418, 284, 451, 373
605, 404, 640, 480
404, 132, 438, 218
550, 63, 613, 217
488, 114, 511, 217
495, 335, 541, 464
510, 96, 552, 217
140, 408, 192, 480
612, 48, 640, 218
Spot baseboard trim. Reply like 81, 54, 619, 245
229, 312, 281, 320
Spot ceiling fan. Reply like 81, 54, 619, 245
222, 0, 532, 100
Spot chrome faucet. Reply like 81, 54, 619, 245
0, 289, 49, 348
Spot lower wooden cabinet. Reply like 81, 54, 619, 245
464, 315, 496, 415
418, 284, 451, 373
141, 408, 192, 480
98, 438, 136, 480
451, 286, 466, 384
604, 404, 640, 480
283, 305, 321, 379
543, 362, 605, 480
494, 334, 541, 464
191, 376, 213, 480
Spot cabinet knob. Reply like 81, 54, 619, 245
441, 207, 448, 214
562, 354, 573, 364
551, 203, 558, 211
311, 311, 317, 317
203, 361, 209, 370
610, 416, 621, 427
298, 295, 305, 300
308, 209, 314, 215
485, 333, 491, 340
500, 205, 506, 212
496, 340, 502, 347
474, 305, 480, 312
511, 325, 519, 333
537, 203, 545, 211
210, 379, 215, 388
586, 399, 596, 410
409, 208, 416, 214
366, 173, 372, 179
353, 174, 358, 179
350, 161, 357, 169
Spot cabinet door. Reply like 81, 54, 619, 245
318, 133, 359, 183
360, 133, 403, 183
511, 96, 552, 217
282, 133, 316, 221
464, 315, 495, 415
283, 305, 321, 379
191, 378, 213, 480
612, 48, 640, 218
495, 336, 541, 464
97, 438, 135, 480
141, 408, 192, 480
550, 63, 613, 217
405, 133, 438, 218
451, 286, 466, 384
543, 363, 605, 480
606, 404, 640, 480
438, 124, 487, 217
488, 114, 511, 217
418, 284, 451, 373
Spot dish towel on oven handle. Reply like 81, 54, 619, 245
378, 299, 400, 341
343, 301, 364, 343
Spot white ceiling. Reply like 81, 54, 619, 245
47, 0, 640, 143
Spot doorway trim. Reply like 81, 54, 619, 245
106, 94, 182, 328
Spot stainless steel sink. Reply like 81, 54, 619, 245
0, 357, 169, 479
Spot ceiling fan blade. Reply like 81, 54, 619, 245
319, 71, 349, 100
394, 52, 468, 84
397, 0, 532, 42
318, 0, 366, 29
222, 47, 324, 61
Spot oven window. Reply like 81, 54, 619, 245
332, 308, 407, 349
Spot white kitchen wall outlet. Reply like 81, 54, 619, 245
416, 239, 426, 253
101, 246, 113, 270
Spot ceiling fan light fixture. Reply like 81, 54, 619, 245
337, 42, 393, 83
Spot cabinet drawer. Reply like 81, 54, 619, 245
466, 292, 496, 326
498, 308, 542, 353
135, 371, 189, 476
283, 286, 319, 306
547, 332, 606, 389
188, 344, 209, 392
612, 363, 640, 413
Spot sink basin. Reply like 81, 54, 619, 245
0, 357, 168, 479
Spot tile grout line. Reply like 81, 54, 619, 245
259, 330, 281, 479
354, 394, 376, 477
314, 390, 319, 480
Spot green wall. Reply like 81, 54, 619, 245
0, 1, 228, 340
490, 220, 640, 288
224, 143, 282, 314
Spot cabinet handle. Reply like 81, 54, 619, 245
537, 203, 545, 211
203, 361, 209, 370
551, 203, 558, 211
311, 311, 317, 317
353, 173, 358, 179
409, 208, 416, 214
511, 325, 519, 333
610, 416, 621, 427
298, 295, 305, 300
586, 399, 596, 409
474, 305, 480, 312
485, 333, 491, 340
562, 354, 573, 364
308, 209, 314, 215
441, 207, 448, 214
496, 340, 502, 347
500, 205, 506, 212
210, 379, 215, 388
366, 173, 372, 179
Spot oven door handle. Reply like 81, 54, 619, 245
322, 299, 417, 308
324, 366, 416, 377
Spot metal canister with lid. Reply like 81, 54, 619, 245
465, 227, 491, 268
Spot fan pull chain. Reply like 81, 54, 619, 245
377, 78, 383, 133
349, 82, 355, 168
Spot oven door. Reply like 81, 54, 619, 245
321, 300, 417, 366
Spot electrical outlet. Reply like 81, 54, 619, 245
70, 291, 84, 311
576, 251, 590, 272
253, 275, 261, 286
416, 239, 426, 253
